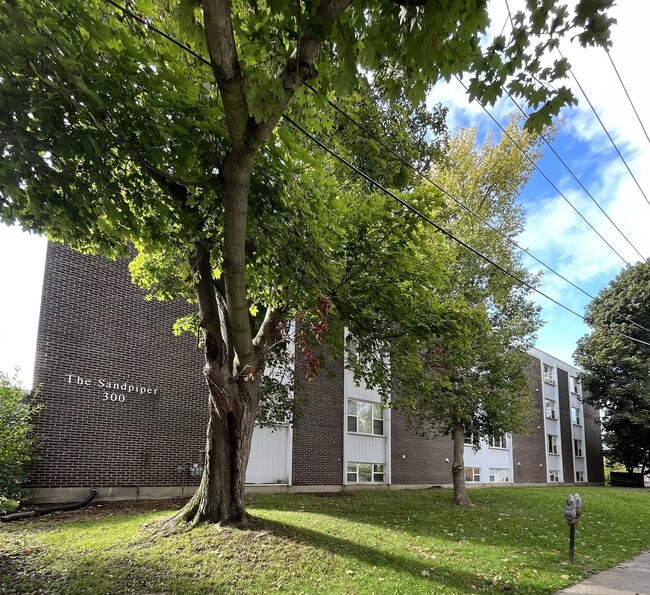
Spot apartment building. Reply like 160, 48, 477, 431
26, 243, 604, 502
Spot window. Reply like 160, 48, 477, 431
465, 467, 481, 482
543, 363, 555, 384
574, 439, 583, 457
547, 434, 558, 455
549, 469, 560, 483
347, 400, 384, 435
347, 463, 384, 483
488, 434, 507, 449
464, 433, 477, 446
576, 471, 585, 482
489, 468, 509, 483
571, 407, 581, 426
545, 399, 556, 420
569, 376, 580, 394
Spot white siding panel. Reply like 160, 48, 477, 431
344, 369, 381, 403
246, 425, 290, 484
348, 434, 387, 464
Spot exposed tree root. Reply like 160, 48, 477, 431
452, 496, 476, 507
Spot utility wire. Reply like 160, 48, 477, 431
302, 81, 650, 335
504, 92, 647, 263
104, 0, 650, 347
605, 49, 650, 148
455, 76, 630, 266
284, 115, 650, 348
559, 49, 650, 209
503, 0, 646, 262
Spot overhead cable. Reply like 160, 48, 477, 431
283, 115, 650, 348
102, 0, 650, 348
303, 81, 650, 335
559, 49, 650, 209
605, 49, 650, 147
455, 76, 630, 266
504, 92, 647, 263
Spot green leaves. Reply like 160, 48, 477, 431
0, 371, 40, 507
575, 262, 650, 473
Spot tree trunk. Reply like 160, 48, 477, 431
451, 421, 474, 506
166, 381, 259, 528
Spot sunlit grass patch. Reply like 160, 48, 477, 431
1, 487, 648, 594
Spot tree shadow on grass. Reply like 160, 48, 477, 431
255, 516, 559, 594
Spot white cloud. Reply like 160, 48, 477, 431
428, 0, 650, 365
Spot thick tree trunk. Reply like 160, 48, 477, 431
166, 381, 259, 527
451, 421, 474, 507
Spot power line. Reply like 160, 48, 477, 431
559, 49, 650, 209
454, 76, 631, 266
103, 0, 650, 348
502, 0, 646, 262
605, 48, 650, 148
284, 115, 650, 348
302, 82, 650, 335
504, 92, 647, 263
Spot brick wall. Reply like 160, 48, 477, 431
390, 412, 453, 484
557, 368, 576, 483
291, 346, 345, 486
29, 244, 604, 491
583, 395, 605, 483
29, 243, 208, 488
512, 355, 548, 483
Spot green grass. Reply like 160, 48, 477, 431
1, 487, 649, 594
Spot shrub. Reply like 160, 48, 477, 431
0, 370, 40, 511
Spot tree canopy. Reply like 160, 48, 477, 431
386, 122, 542, 505
0, 0, 616, 524
574, 262, 650, 474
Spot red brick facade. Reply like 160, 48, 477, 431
512, 355, 548, 484
30, 243, 207, 488
292, 351, 345, 486
391, 411, 453, 484
28, 244, 604, 495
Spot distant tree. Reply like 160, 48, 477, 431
0, 0, 614, 525
0, 371, 40, 511
393, 122, 543, 506
575, 262, 650, 474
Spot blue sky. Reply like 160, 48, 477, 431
1, 1, 649, 388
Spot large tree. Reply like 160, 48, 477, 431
392, 122, 543, 506
0, 0, 614, 525
574, 262, 650, 474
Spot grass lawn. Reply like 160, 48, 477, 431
1, 486, 649, 594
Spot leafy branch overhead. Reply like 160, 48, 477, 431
0, 0, 616, 524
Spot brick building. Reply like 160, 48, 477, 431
27, 243, 604, 502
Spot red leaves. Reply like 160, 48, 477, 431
296, 296, 331, 379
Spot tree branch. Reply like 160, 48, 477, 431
247, 0, 353, 153
193, 242, 227, 370
201, 0, 249, 150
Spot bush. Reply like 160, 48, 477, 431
0, 370, 40, 511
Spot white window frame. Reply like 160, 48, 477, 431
543, 363, 555, 385
570, 376, 580, 394
547, 434, 558, 455
465, 467, 481, 482
571, 407, 581, 426
347, 462, 385, 483
576, 471, 585, 482
488, 435, 507, 449
545, 399, 556, 420
489, 468, 510, 483
574, 439, 583, 458
347, 399, 384, 436
549, 469, 560, 483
